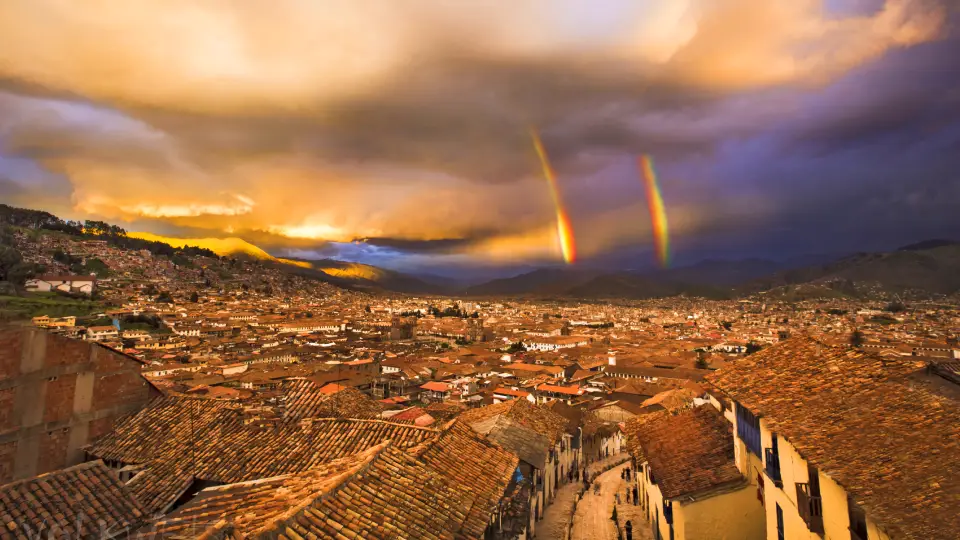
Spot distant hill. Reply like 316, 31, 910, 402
463, 244, 960, 300
280, 258, 452, 294
646, 258, 783, 287
897, 239, 958, 251
741, 243, 960, 298
565, 272, 731, 300
462, 259, 783, 299
128, 232, 274, 260
124, 234, 447, 294
462, 268, 602, 297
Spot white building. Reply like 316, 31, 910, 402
25, 274, 96, 295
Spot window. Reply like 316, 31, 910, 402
736, 402, 762, 457
796, 466, 824, 534
848, 497, 869, 540
776, 504, 785, 540
765, 433, 783, 487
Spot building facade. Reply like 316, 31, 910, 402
0, 328, 159, 483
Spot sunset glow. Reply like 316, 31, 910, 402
0, 0, 953, 275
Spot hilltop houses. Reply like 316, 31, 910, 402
24, 274, 96, 295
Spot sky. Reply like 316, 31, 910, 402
1, 0, 958, 278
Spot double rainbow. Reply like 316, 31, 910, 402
530, 129, 577, 264
638, 155, 670, 268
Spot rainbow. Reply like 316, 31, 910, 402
530, 129, 577, 264
638, 155, 670, 268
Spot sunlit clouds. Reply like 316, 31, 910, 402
0, 0, 955, 274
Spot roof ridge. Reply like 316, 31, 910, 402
302, 416, 441, 432
0, 459, 103, 489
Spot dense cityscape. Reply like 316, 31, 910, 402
2, 1, 959, 538
0, 205, 956, 539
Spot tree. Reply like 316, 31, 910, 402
720, 321, 733, 331
365, 305, 372, 313
745, 342, 763, 355
0, 245, 36, 286
155, 291, 174, 304
695, 352, 710, 369
885, 301, 906, 313
507, 341, 526, 353
850, 330, 865, 348
190, 291, 200, 303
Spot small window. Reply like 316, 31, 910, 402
776, 504, 785, 540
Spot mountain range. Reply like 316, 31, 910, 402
135, 229, 959, 299
4, 208, 945, 300
461, 242, 960, 300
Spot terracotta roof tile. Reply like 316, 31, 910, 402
87, 396, 439, 487
0, 461, 145, 539
150, 440, 509, 539
707, 336, 960, 540
622, 406, 743, 499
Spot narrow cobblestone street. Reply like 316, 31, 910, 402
564, 462, 653, 540
536, 481, 583, 539
569, 463, 627, 540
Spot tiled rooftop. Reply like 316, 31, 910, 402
280, 379, 384, 420
623, 406, 743, 499
0, 461, 146, 539
707, 336, 960, 540
458, 398, 570, 445
87, 396, 441, 501
150, 440, 506, 539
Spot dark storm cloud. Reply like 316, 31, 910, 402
788, 34, 960, 153
0, 0, 955, 271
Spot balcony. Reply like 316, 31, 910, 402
764, 448, 783, 487
796, 483, 824, 534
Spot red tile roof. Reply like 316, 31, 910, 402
536, 383, 584, 396
151, 440, 512, 539
623, 406, 742, 499
420, 381, 451, 392
707, 336, 960, 540
0, 461, 146, 538
87, 396, 439, 486
493, 387, 531, 398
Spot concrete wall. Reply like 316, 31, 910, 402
674, 484, 766, 540
0, 328, 157, 482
